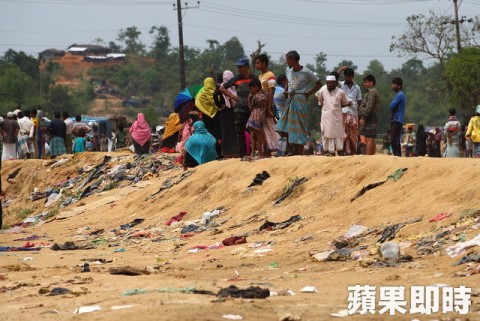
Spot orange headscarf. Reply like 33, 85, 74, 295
163, 113, 182, 140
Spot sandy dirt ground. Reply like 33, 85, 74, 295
0, 152, 479, 321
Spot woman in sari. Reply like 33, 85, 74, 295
129, 113, 151, 155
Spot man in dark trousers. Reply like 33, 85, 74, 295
389, 77, 406, 157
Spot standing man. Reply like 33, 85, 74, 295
17, 110, 34, 159
220, 58, 255, 158
276, 50, 322, 156
338, 67, 362, 155
254, 54, 279, 154
0, 112, 20, 160
62, 111, 74, 154
389, 77, 406, 157
358, 75, 379, 155
47, 111, 67, 158
317, 75, 352, 156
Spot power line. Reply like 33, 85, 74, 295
199, 2, 405, 27
0, 0, 171, 5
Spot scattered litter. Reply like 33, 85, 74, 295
330, 309, 349, 317
377, 217, 422, 243
428, 212, 452, 222
217, 285, 270, 299
222, 314, 243, 320
74, 305, 102, 314
48, 287, 72, 296
165, 211, 187, 226
453, 253, 480, 266
113, 248, 126, 253
343, 225, 369, 238
446, 235, 480, 258
50, 242, 94, 251
300, 286, 318, 293
248, 171, 270, 187
109, 266, 150, 276
273, 177, 308, 205
222, 236, 247, 246
351, 168, 407, 202
270, 289, 295, 296
120, 218, 145, 230
259, 215, 302, 231
380, 241, 400, 259
147, 170, 195, 200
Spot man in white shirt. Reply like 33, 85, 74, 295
17, 110, 34, 159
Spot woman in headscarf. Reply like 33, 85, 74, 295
161, 113, 182, 150
129, 113, 151, 155
214, 70, 238, 158
196, 77, 222, 156
183, 121, 218, 168
415, 124, 427, 156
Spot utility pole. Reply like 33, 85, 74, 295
173, 1, 200, 90
453, 0, 461, 52
448, 0, 473, 52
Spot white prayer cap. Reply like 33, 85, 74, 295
7, 112, 14, 117
13, 109, 21, 116
326, 75, 336, 81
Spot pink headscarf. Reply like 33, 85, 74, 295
222, 70, 237, 108
129, 113, 151, 146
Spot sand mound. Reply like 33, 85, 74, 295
0, 154, 479, 320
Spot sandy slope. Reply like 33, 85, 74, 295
0, 153, 479, 320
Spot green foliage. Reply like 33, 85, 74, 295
117, 26, 146, 56
12, 208, 33, 221
0, 63, 32, 113
444, 47, 480, 117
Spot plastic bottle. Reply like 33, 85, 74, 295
380, 241, 400, 259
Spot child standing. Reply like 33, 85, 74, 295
246, 79, 268, 159
73, 128, 87, 154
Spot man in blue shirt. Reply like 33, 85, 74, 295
389, 77, 406, 157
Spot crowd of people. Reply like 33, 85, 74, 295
2, 50, 480, 166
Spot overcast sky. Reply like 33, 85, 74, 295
1, 0, 478, 73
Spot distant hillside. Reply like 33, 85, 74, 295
42, 53, 128, 117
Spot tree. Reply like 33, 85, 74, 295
149, 26, 171, 61
390, 11, 468, 67
0, 64, 32, 113
334, 60, 358, 73
2, 49, 39, 80
400, 58, 425, 77
444, 47, 480, 115
364, 60, 386, 76
92, 38, 106, 46
108, 41, 122, 53
117, 26, 146, 56
306, 52, 328, 78
223, 37, 245, 63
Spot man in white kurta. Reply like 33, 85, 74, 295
317, 75, 352, 156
